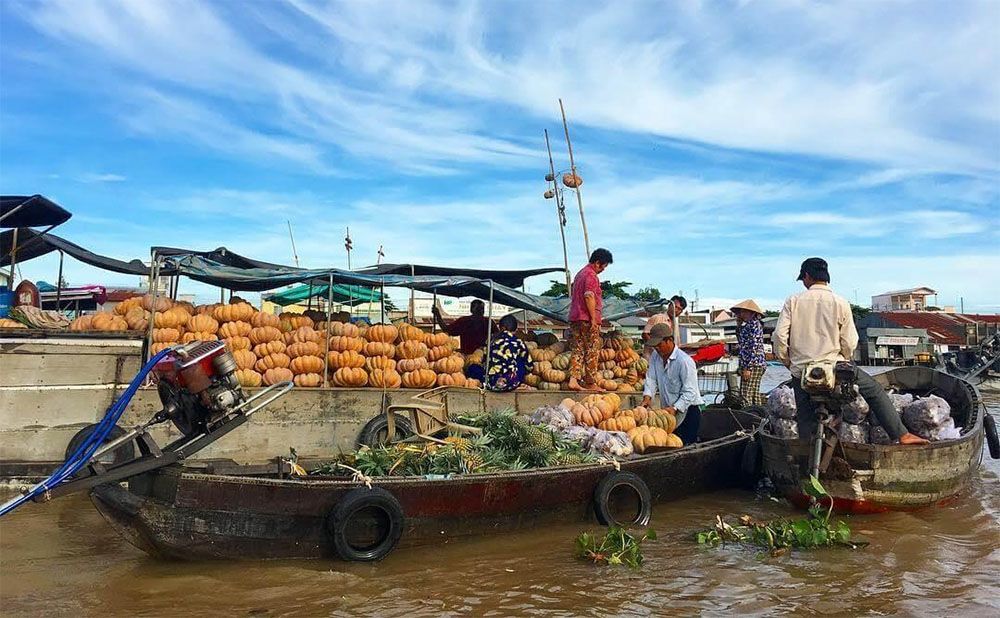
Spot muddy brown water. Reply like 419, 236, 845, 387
1, 396, 998, 616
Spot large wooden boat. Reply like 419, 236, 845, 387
89, 407, 760, 561
760, 367, 991, 513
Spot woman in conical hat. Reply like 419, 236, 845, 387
731, 299, 767, 408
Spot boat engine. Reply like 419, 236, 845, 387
801, 360, 859, 482
152, 340, 246, 437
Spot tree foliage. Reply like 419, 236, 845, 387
540, 279, 655, 302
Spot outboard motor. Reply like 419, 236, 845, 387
801, 360, 859, 480
151, 340, 246, 436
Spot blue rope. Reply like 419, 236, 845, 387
0, 348, 172, 518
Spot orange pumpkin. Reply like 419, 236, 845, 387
218, 321, 252, 339
436, 372, 465, 387
332, 367, 368, 387
398, 324, 426, 342
571, 403, 603, 427
263, 367, 293, 386
290, 355, 325, 375
187, 314, 219, 334
255, 352, 291, 372
465, 378, 481, 389
248, 326, 282, 345
365, 324, 398, 344
213, 303, 255, 323
152, 328, 180, 343
223, 336, 252, 352
181, 331, 218, 343
327, 349, 366, 370
195, 303, 220, 315
124, 308, 149, 331
114, 296, 143, 316
70, 315, 93, 331
329, 335, 364, 353
294, 372, 323, 387
153, 308, 188, 329
250, 312, 280, 328
232, 349, 257, 370
290, 326, 321, 344
401, 368, 436, 389
141, 294, 173, 312
425, 332, 450, 348
149, 342, 172, 356
235, 369, 262, 387
91, 312, 128, 332
396, 357, 429, 373
365, 355, 395, 372
598, 415, 637, 433
434, 355, 464, 374
287, 341, 321, 358
363, 341, 395, 358
369, 368, 402, 389
278, 313, 313, 332
427, 345, 451, 361
396, 340, 429, 360
253, 340, 286, 357
541, 368, 567, 384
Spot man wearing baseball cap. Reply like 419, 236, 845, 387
773, 258, 926, 445
640, 323, 705, 445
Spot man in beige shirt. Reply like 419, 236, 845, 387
642, 295, 687, 348
773, 258, 925, 445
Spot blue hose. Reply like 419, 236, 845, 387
0, 348, 172, 518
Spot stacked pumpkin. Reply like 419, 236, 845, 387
615, 405, 683, 452
519, 333, 644, 392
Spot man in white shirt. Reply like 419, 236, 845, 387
773, 258, 925, 445
640, 323, 705, 445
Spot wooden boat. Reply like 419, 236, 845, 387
89, 407, 760, 561
760, 367, 989, 513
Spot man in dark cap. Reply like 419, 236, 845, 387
640, 323, 704, 445
773, 258, 926, 445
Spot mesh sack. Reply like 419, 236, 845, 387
769, 418, 799, 439
841, 394, 870, 424
766, 385, 797, 419
838, 421, 869, 444
902, 395, 952, 439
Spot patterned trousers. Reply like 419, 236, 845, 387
739, 365, 767, 408
569, 321, 601, 385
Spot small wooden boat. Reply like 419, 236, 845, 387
760, 367, 991, 513
89, 407, 760, 561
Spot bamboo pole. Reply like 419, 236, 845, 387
145, 251, 159, 363
560, 98, 591, 258
485, 280, 495, 382
55, 250, 64, 310
324, 273, 333, 388
544, 129, 573, 291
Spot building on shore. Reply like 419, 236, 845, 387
858, 312, 1000, 356
871, 287, 937, 312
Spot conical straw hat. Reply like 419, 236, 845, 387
730, 299, 764, 316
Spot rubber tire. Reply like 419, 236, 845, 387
326, 487, 404, 561
357, 414, 414, 448
984, 413, 1000, 460
740, 437, 762, 488
64, 424, 135, 466
593, 471, 652, 527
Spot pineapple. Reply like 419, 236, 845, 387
512, 414, 532, 429
525, 426, 555, 451
462, 452, 484, 472
444, 435, 472, 453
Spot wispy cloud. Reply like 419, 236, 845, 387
76, 172, 126, 183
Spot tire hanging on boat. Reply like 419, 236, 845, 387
325, 487, 404, 561
357, 413, 414, 448
593, 471, 652, 527
64, 423, 136, 468
984, 413, 999, 460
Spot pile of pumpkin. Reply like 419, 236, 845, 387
522, 333, 647, 392
561, 394, 683, 453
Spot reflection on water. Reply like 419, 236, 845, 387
1, 396, 998, 616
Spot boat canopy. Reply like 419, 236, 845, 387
1, 195, 72, 229
2, 229, 153, 275
355, 263, 565, 289
264, 282, 384, 307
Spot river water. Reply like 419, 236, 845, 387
1, 388, 998, 616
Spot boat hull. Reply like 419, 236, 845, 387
761, 367, 985, 512
91, 408, 758, 560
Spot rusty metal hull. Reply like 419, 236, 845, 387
90, 408, 758, 560
761, 367, 985, 513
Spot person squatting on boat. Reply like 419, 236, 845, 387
772, 257, 928, 445
640, 323, 706, 445
568, 248, 613, 392
484, 314, 534, 392
731, 299, 767, 407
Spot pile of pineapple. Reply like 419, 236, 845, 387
322, 409, 595, 478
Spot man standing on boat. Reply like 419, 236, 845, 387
772, 258, 927, 445
641, 323, 705, 445
641, 294, 687, 347
432, 299, 491, 355
568, 248, 612, 391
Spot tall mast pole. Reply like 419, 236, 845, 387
560, 98, 590, 258
286, 220, 300, 267
344, 227, 353, 319
544, 129, 573, 291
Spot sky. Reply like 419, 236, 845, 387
1, 0, 998, 312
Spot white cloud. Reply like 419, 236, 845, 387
76, 173, 126, 183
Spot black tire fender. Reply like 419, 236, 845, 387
740, 436, 763, 488
593, 471, 652, 527
65, 423, 135, 467
326, 487, 404, 561
984, 413, 999, 460
357, 414, 414, 448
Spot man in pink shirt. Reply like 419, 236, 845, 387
568, 248, 613, 391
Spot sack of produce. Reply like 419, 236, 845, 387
902, 394, 952, 439
841, 394, 870, 424
766, 385, 797, 419
589, 430, 633, 457
869, 424, 893, 445
560, 425, 598, 449
769, 418, 799, 439
930, 417, 961, 441
837, 421, 869, 444
889, 393, 913, 415
530, 405, 575, 430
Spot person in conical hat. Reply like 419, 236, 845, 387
730, 299, 767, 407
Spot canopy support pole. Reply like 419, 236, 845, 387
55, 250, 64, 310
7, 227, 17, 286
145, 250, 159, 363
431, 291, 437, 333
380, 278, 386, 323
323, 273, 333, 388
522, 283, 528, 334
220, 287, 225, 303
409, 264, 415, 322
485, 280, 494, 382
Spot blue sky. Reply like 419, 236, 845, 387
2, 0, 998, 311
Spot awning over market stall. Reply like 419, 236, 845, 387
1, 195, 72, 228
1, 229, 153, 275
355, 263, 565, 289
264, 282, 384, 307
